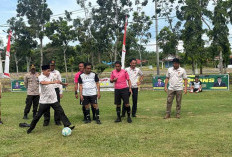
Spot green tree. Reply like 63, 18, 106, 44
45, 12, 76, 79
209, 0, 232, 74
17, 0, 52, 68
7, 17, 37, 74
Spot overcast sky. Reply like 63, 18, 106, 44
0, 0, 231, 52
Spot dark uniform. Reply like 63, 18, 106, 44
23, 65, 40, 119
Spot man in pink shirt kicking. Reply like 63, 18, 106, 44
74, 62, 95, 121
110, 61, 132, 123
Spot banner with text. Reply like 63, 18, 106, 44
153, 74, 229, 90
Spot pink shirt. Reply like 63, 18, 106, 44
110, 69, 130, 89
74, 71, 82, 84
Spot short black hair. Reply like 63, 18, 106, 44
130, 58, 136, 63
195, 76, 199, 79
115, 61, 122, 65
172, 58, 180, 63
84, 62, 92, 68
79, 62, 85, 65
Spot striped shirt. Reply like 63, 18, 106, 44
78, 72, 99, 96
38, 74, 57, 104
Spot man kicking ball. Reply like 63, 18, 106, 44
78, 63, 101, 124
110, 61, 132, 123
27, 65, 74, 134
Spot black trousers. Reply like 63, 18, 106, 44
122, 88, 138, 115
24, 95, 40, 115
44, 88, 61, 123
29, 102, 71, 130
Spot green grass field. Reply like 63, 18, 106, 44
0, 90, 232, 157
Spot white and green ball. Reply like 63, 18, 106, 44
62, 127, 72, 136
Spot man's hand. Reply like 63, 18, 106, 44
97, 92, 101, 99
63, 83, 68, 86
184, 88, 187, 94
75, 94, 78, 99
60, 94, 63, 99
54, 80, 61, 84
129, 88, 132, 94
80, 95, 84, 101
113, 78, 118, 82
164, 87, 168, 93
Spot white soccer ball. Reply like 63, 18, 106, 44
62, 127, 72, 136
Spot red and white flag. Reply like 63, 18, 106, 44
121, 16, 128, 69
4, 30, 12, 78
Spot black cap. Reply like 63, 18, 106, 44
172, 58, 180, 63
41, 65, 50, 70
50, 60, 55, 66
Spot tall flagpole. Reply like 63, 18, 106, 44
121, 16, 128, 69
4, 31, 11, 78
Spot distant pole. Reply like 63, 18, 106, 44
155, 0, 160, 75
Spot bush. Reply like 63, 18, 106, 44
95, 64, 108, 74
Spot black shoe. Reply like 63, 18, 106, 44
23, 114, 28, 119
127, 117, 132, 123
83, 117, 87, 122
96, 119, 101, 124
115, 117, 121, 123
68, 125, 75, 130
121, 114, 126, 118
43, 121, 49, 126
84, 119, 91, 124
132, 114, 136, 117
55, 121, 62, 126
19, 123, 30, 127
0, 120, 3, 124
27, 128, 33, 134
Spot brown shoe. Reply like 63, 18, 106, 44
164, 114, 170, 119
176, 114, 180, 119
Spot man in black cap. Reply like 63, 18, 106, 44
27, 65, 74, 134
43, 60, 68, 126
164, 58, 188, 119
23, 64, 40, 119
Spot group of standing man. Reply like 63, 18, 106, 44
22, 57, 187, 134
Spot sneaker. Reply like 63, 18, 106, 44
0, 120, 3, 124
176, 114, 180, 119
132, 114, 136, 117
127, 117, 132, 123
68, 125, 75, 130
96, 119, 102, 124
114, 117, 121, 123
164, 114, 170, 119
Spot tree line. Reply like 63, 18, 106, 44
1, 0, 232, 76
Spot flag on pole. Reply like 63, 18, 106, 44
4, 30, 12, 78
121, 16, 128, 69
